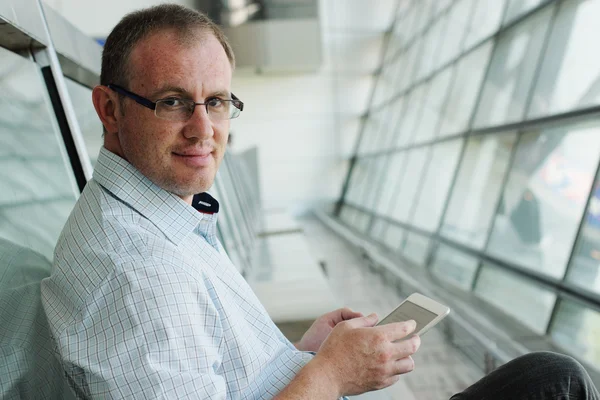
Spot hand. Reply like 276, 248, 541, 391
312, 313, 421, 397
295, 307, 363, 352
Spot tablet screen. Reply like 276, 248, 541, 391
378, 301, 437, 333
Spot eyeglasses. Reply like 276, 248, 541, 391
107, 84, 244, 121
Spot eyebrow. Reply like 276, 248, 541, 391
149, 86, 231, 100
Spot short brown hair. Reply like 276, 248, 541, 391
100, 4, 235, 87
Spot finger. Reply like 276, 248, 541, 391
376, 320, 417, 341
389, 335, 421, 360
393, 356, 415, 376
345, 312, 378, 328
339, 307, 364, 321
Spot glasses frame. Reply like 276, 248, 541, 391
107, 84, 244, 121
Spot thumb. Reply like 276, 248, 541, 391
350, 312, 379, 327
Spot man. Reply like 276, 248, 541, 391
41, 4, 599, 399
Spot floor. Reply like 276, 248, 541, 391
298, 216, 485, 400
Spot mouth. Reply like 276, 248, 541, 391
172, 149, 215, 167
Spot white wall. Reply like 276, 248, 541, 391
230, 70, 351, 215
42, 0, 197, 37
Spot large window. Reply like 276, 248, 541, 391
0, 47, 79, 261
486, 121, 600, 279
440, 133, 517, 248
528, 0, 600, 119
337, 0, 600, 377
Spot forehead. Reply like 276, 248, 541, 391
127, 29, 232, 94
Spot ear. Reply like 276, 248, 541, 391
92, 85, 121, 134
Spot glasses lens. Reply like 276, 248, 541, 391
155, 99, 193, 121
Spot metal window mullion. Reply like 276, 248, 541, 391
35, 0, 93, 183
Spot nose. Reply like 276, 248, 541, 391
183, 104, 214, 140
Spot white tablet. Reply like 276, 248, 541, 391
376, 293, 450, 337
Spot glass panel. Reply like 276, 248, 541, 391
550, 299, 600, 370
352, 158, 376, 205
414, 68, 453, 143
377, 152, 406, 214
434, 0, 453, 16
463, 0, 507, 51
339, 204, 355, 227
566, 177, 600, 294
383, 223, 406, 250
474, 263, 556, 334
402, 232, 431, 265
411, 139, 463, 232
503, 0, 545, 25
415, 1, 435, 36
390, 147, 429, 223
431, 244, 479, 290
370, 217, 388, 241
0, 47, 79, 261
398, 39, 421, 92
415, 17, 446, 81
436, 0, 474, 69
528, 0, 600, 119
473, 6, 553, 128
440, 133, 517, 249
64, 78, 102, 166
439, 41, 493, 137
486, 120, 600, 279
354, 209, 371, 233
381, 96, 406, 150
363, 158, 387, 212
346, 158, 369, 203
395, 85, 427, 147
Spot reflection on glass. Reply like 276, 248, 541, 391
503, 0, 544, 25
381, 96, 406, 150
399, 39, 422, 92
436, 0, 474, 68
431, 244, 479, 290
566, 177, 600, 294
474, 263, 556, 334
402, 232, 431, 265
440, 133, 517, 248
363, 158, 387, 212
345, 158, 369, 203
353, 208, 371, 233
486, 121, 600, 278
414, 68, 453, 143
528, 0, 600, 118
64, 78, 102, 165
550, 299, 600, 371
359, 118, 377, 155
339, 204, 355, 227
0, 47, 78, 261
395, 85, 427, 147
411, 139, 463, 232
439, 41, 493, 136
377, 152, 406, 213
415, 18, 446, 80
462, 0, 506, 51
390, 147, 429, 223
370, 217, 387, 241
382, 223, 405, 250
473, 6, 553, 128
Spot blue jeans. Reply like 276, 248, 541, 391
450, 352, 599, 400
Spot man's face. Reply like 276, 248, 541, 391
109, 30, 232, 202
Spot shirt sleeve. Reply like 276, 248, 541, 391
55, 259, 227, 399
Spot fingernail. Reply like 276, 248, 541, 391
409, 320, 417, 329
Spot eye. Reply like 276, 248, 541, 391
207, 98, 224, 108
161, 98, 185, 107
